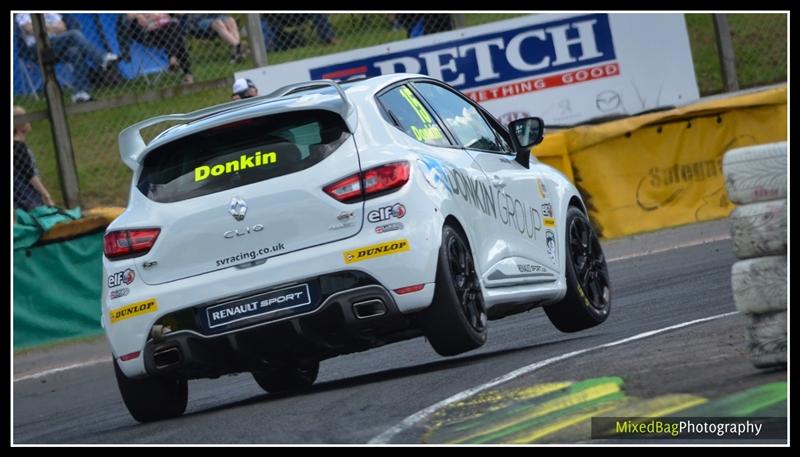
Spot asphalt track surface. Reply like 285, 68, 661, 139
14, 224, 740, 444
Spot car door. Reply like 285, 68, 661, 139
412, 81, 558, 288
376, 83, 502, 282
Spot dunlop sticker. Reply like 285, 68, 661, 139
544, 217, 556, 227
110, 298, 158, 324
343, 239, 410, 264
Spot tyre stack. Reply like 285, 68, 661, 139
722, 142, 787, 369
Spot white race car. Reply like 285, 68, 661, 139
103, 73, 610, 422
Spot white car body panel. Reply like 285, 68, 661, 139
104, 73, 585, 378
129, 136, 365, 285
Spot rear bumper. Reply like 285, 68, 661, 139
143, 283, 422, 379
104, 185, 444, 378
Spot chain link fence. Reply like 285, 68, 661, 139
13, 12, 787, 211
685, 13, 787, 94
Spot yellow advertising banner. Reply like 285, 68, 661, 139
534, 86, 787, 239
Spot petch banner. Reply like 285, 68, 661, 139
238, 13, 699, 126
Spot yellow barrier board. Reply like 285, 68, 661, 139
533, 86, 787, 238
40, 206, 125, 242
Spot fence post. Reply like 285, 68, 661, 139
712, 13, 739, 92
451, 14, 466, 29
246, 14, 268, 67
31, 14, 81, 208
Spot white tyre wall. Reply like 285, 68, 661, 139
729, 199, 787, 259
731, 256, 787, 314
747, 311, 787, 368
722, 142, 787, 205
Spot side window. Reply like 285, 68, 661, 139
377, 85, 450, 147
414, 82, 509, 154
483, 113, 514, 153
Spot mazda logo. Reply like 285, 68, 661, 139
229, 197, 247, 221
596, 90, 622, 113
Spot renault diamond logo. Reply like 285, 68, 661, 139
229, 197, 247, 221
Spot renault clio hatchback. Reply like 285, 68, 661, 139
103, 74, 611, 422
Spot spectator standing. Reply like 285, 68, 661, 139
13, 106, 54, 211
14, 13, 118, 103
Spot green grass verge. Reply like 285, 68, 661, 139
16, 13, 786, 209
13, 331, 105, 354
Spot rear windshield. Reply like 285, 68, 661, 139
137, 109, 350, 203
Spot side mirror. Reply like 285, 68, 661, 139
508, 117, 545, 168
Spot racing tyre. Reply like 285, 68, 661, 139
747, 311, 787, 369
252, 360, 319, 394
420, 224, 488, 356
731, 256, 787, 314
545, 207, 611, 332
113, 358, 187, 423
729, 199, 787, 259
722, 142, 786, 205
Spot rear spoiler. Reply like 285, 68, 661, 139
118, 79, 357, 170
269, 79, 357, 132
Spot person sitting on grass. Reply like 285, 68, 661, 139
116, 13, 194, 85
184, 14, 244, 64
15, 13, 119, 103
260, 13, 339, 52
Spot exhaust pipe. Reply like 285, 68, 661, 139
352, 299, 387, 319
153, 346, 181, 369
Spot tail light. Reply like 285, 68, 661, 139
119, 351, 141, 361
394, 284, 425, 295
104, 229, 160, 260
324, 161, 410, 203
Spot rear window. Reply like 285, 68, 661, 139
138, 110, 349, 203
